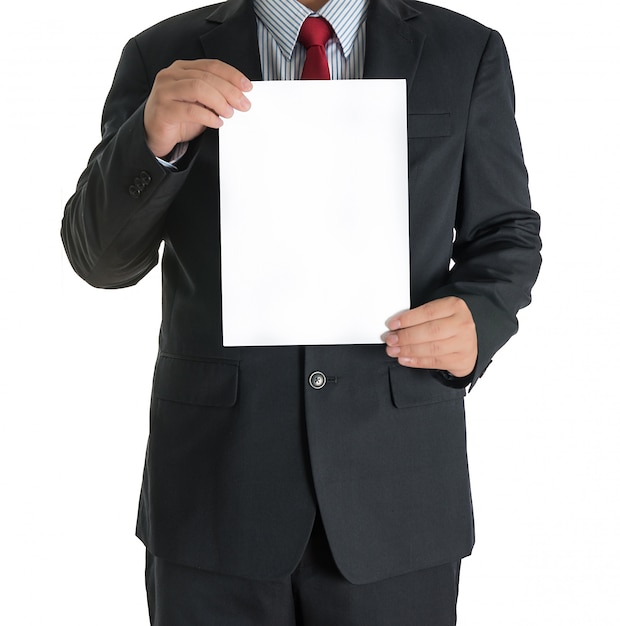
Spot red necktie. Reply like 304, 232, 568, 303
298, 17, 332, 80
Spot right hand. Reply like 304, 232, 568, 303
143, 59, 253, 158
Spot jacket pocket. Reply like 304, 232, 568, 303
153, 354, 239, 407
388, 364, 465, 408
407, 113, 452, 138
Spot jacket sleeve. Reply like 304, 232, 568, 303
61, 38, 196, 289
435, 30, 542, 388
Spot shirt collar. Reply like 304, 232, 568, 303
254, 0, 369, 60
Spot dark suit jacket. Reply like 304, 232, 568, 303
61, 0, 541, 584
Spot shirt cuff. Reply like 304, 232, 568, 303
155, 142, 189, 170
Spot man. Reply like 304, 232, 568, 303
61, 0, 541, 623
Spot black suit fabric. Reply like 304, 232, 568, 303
61, 0, 542, 585
146, 519, 461, 626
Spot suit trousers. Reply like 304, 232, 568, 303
145, 515, 461, 626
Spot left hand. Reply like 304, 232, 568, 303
383, 296, 478, 378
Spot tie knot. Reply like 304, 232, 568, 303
298, 16, 332, 50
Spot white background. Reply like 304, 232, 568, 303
1, 1, 618, 624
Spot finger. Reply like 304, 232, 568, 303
146, 96, 228, 139
383, 316, 458, 352
386, 334, 467, 360
176, 102, 227, 129
183, 70, 252, 113
396, 353, 459, 371
386, 297, 460, 331
165, 71, 251, 117
398, 354, 454, 369
396, 352, 475, 378
176, 59, 253, 92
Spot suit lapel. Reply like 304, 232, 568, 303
199, 0, 263, 81
198, 0, 424, 87
364, 0, 425, 101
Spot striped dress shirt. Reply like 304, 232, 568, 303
254, 0, 369, 80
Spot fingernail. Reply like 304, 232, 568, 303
385, 333, 399, 346
241, 78, 253, 91
239, 96, 251, 111
386, 346, 401, 357
387, 318, 401, 331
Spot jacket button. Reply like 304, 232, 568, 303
309, 371, 326, 390
128, 171, 151, 198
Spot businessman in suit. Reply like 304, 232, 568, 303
62, 0, 541, 623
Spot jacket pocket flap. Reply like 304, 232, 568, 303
407, 113, 452, 137
154, 355, 239, 407
389, 365, 465, 408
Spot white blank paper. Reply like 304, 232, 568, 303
219, 79, 410, 346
